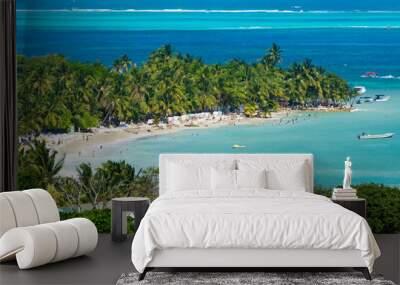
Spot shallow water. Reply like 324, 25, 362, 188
16, 9, 400, 186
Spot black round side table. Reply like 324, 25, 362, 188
111, 197, 150, 242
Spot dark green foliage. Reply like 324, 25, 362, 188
17, 140, 64, 189
18, 140, 158, 211
59, 209, 135, 234
313, 186, 332, 198
357, 184, 400, 234
17, 44, 355, 136
69, 160, 157, 210
315, 184, 400, 234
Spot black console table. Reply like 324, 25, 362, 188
332, 198, 366, 219
111, 197, 150, 242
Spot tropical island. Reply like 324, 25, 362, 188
18, 43, 355, 138
16, 44, 400, 235
17, 43, 357, 200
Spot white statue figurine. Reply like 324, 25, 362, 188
343, 156, 352, 190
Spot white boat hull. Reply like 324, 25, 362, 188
358, 133, 394, 140
374, 96, 390, 102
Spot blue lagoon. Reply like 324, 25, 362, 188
16, 6, 400, 187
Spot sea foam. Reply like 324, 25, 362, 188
16, 9, 400, 14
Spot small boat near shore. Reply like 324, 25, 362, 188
361, 72, 378, 78
232, 144, 246, 149
374, 94, 390, 102
356, 96, 374, 104
354, 86, 366, 94
358, 132, 394, 140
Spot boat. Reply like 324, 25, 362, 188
232, 144, 246, 149
374, 94, 390, 102
354, 86, 366, 94
356, 96, 374, 104
358, 132, 394, 140
361, 72, 378, 78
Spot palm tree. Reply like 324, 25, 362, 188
55, 177, 82, 212
76, 162, 105, 209
26, 140, 65, 188
96, 161, 138, 197
261, 43, 282, 68
16, 44, 355, 138
113, 54, 133, 74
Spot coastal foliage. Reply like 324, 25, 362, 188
60, 209, 135, 234
18, 140, 65, 189
17, 44, 355, 135
60, 183, 400, 234
17, 140, 158, 209
55, 162, 158, 210
315, 184, 400, 234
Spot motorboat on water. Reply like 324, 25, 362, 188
358, 132, 394, 140
361, 72, 378, 78
354, 86, 367, 94
356, 96, 374, 104
374, 94, 391, 102
232, 144, 247, 149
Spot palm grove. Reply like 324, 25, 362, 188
17, 44, 355, 210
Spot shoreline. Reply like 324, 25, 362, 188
42, 107, 353, 158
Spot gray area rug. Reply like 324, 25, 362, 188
117, 272, 396, 285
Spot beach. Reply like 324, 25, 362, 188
45, 111, 291, 159
45, 105, 355, 160
16, 8, 400, 186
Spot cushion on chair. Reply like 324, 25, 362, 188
64, 218, 98, 257
0, 226, 57, 269
42, 221, 79, 262
0, 219, 98, 269
23, 189, 60, 223
0, 196, 17, 237
0, 189, 98, 269
0, 191, 39, 228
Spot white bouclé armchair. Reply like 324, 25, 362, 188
0, 189, 98, 269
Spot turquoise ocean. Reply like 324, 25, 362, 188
16, 5, 400, 187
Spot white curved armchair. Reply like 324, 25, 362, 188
0, 189, 98, 269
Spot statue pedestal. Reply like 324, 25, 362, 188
332, 187, 358, 200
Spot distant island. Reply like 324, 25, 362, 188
17, 43, 356, 138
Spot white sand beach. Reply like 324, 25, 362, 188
43, 111, 293, 158
41, 106, 354, 177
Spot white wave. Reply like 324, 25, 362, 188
360, 74, 400, 79
16, 9, 400, 14
366, 10, 400, 13
17, 9, 300, 13
349, 25, 400, 29
236, 26, 273, 30
380, 75, 395, 79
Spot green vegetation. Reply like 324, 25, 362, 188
18, 140, 65, 189
17, 140, 158, 210
59, 209, 135, 234
58, 183, 399, 234
17, 44, 355, 136
315, 184, 400, 234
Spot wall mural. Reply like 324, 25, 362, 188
16, 1, 400, 208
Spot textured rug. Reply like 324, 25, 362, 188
116, 272, 395, 285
